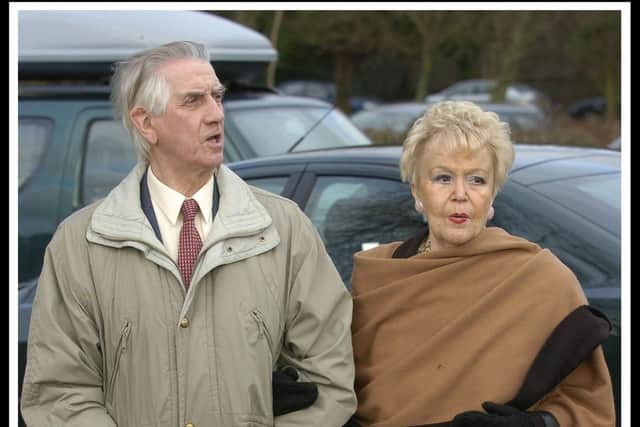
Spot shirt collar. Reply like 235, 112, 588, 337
147, 166, 214, 225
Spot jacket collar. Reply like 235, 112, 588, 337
392, 226, 430, 259
139, 168, 220, 244
87, 163, 272, 250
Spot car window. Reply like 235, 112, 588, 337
475, 80, 494, 93
489, 181, 620, 291
245, 177, 289, 195
531, 173, 620, 237
500, 110, 542, 130
19, 118, 53, 188
82, 120, 137, 204
304, 176, 422, 288
574, 175, 621, 210
305, 82, 333, 99
226, 107, 371, 156
444, 81, 468, 95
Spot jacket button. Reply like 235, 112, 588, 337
179, 318, 190, 328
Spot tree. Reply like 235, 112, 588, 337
266, 11, 284, 87
284, 11, 388, 114
403, 11, 449, 101
567, 12, 620, 120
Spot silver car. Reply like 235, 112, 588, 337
425, 79, 551, 113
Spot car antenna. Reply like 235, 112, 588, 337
287, 105, 335, 153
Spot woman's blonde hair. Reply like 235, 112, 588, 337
399, 100, 514, 196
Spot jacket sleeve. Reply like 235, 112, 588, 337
275, 211, 357, 427
530, 263, 616, 427
532, 345, 616, 427
20, 228, 117, 427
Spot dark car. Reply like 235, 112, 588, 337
567, 96, 620, 120
228, 144, 621, 425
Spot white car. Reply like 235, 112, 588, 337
425, 79, 551, 113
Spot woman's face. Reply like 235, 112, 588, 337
412, 142, 495, 251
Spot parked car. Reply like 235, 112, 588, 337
18, 10, 277, 84
425, 79, 551, 114
608, 136, 621, 151
350, 102, 430, 144
351, 101, 550, 145
228, 143, 621, 426
18, 85, 371, 277
276, 79, 380, 113
567, 96, 620, 120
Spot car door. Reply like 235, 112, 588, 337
489, 179, 621, 426
242, 162, 423, 289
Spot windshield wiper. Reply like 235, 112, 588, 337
287, 106, 335, 153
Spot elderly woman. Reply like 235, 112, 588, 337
348, 101, 615, 427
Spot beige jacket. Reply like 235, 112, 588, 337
21, 163, 356, 427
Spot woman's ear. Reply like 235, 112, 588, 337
410, 183, 424, 213
487, 204, 495, 220
130, 106, 158, 145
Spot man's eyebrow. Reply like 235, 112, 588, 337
179, 89, 206, 98
183, 86, 225, 95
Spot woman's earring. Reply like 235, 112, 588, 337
415, 199, 424, 213
487, 205, 495, 220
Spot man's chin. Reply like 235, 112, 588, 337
211, 155, 224, 171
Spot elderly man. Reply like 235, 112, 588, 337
21, 41, 356, 427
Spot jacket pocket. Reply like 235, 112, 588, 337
106, 320, 132, 406
250, 308, 274, 354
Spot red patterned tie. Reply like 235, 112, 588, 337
177, 199, 203, 289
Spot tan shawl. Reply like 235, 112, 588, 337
351, 227, 614, 427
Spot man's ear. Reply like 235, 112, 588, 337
130, 106, 158, 145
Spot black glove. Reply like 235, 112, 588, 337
272, 366, 319, 416
452, 402, 557, 427
342, 416, 363, 427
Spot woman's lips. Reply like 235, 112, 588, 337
448, 214, 468, 224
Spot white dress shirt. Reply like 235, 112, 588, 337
146, 166, 214, 262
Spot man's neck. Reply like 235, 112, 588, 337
148, 162, 214, 197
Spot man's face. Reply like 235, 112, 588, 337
149, 58, 225, 175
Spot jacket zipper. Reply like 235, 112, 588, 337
107, 320, 132, 399
250, 309, 274, 353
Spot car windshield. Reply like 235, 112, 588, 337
225, 106, 372, 156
